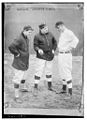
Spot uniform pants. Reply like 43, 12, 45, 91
34, 58, 53, 84
58, 53, 72, 89
12, 68, 25, 84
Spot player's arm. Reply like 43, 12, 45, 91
8, 39, 20, 56
68, 32, 79, 50
52, 36, 57, 54
34, 35, 44, 55
33, 35, 40, 51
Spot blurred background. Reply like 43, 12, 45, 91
4, 3, 84, 56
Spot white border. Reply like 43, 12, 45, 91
0, 0, 86, 120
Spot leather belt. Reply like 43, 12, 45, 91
59, 51, 71, 54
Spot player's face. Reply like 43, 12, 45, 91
41, 26, 49, 34
24, 30, 32, 36
56, 25, 63, 32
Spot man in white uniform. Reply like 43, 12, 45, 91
55, 21, 79, 96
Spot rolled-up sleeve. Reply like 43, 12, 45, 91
69, 32, 79, 49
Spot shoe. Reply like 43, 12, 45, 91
14, 97, 23, 103
59, 90, 67, 94
48, 87, 53, 91
59, 85, 67, 94
4, 102, 10, 108
20, 88, 28, 92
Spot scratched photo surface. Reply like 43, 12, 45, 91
3, 3, 84, 117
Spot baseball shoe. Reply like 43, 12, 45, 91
59, 90, 67, 94
59, 85, 67, 94
20, 88, 28, 92
48, 87, 53, 91
4, 102, 10, 108
14, 97, 23, 103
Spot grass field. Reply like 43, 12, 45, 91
4, 54, 83, 112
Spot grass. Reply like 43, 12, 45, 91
4, 54, 83, 109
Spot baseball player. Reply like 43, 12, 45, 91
33, 23, 57, 91
55, 21, 79, 96
8, 25, 33, 102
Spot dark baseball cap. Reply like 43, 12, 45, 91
23, 25, 34, 31
39, 23, 46, 29
55, 21, 64, 28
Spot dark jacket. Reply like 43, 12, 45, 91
8, 32, 29, 71
34, 32, 57, 61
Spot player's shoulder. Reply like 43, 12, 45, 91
66, 28, 74, 35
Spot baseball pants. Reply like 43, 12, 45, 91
34, 58, 53, 84
58, 53, 72, 89
12, 68, 25, 84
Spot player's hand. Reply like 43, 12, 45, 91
38, 49, 44, 55
52, 49, 55, 54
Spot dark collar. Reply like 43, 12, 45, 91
21, 32, 27, 39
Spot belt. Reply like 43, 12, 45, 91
59, 51, 71, 54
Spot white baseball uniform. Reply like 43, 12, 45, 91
58, 28, 79, 88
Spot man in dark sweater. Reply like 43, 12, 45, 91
9, 25, 33, 102
34, 23, 57, 91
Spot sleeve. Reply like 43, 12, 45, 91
52, 36, 57, 51
8, 39, 20, 56
69, 32, 79, 49
33, 35, 40, 52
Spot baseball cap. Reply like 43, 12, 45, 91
39, 23, 46, 29
55, 21, 64, 28
23, 25, 34, 31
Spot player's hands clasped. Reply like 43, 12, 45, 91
38, 49, 44, 55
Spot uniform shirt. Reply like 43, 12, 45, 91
58, 28, 79, 52
34, 32, 57, 61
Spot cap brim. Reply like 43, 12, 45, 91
28, 28, 34, 31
